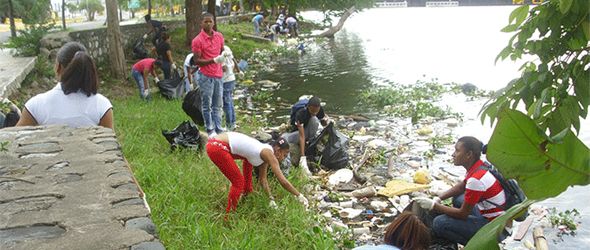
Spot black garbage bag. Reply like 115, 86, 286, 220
161, 121, 202, 151
182, 88, 204, 126
157, 70, 184, 99
132, 38, 148, 60
305, 122, 349, 170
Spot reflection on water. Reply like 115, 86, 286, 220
259, 6, 590, 248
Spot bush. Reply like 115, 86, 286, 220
2, 24, 54, 56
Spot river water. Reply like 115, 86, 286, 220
258, 6, 589, 249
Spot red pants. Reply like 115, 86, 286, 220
206, 139, 253, 212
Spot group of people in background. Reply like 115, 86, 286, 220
8, 11, 511, 250
252, 11, 298, 41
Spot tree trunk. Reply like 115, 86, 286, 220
61, 0, 67, 30
131, 10, 135, 18
119, 4, 123, 21
207, 0, 217, 31
239, 0, 244, 14
317, 6, 356, 38
7, 0, 16, 38
185, 0, 201, 46
148, 0, 152, 16
105, 0, 127, 79
170, 0, 174, 16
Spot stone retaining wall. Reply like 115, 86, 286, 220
0, 125, 164, 250
40, 15, 243, 65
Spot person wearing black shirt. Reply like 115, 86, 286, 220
283, 96, 331, 175
154, 32, 176, 79
144, 14, 165, 47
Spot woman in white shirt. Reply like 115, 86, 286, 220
206, 132, 308, 213
16, 42, 113, 129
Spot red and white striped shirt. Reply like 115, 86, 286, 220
463, 160, 506, 220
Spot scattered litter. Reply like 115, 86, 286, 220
328, 169, 354, 186
377, 180, 430, 197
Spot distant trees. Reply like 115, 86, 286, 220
78, 0, 104, 21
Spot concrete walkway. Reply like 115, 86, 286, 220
0, 49, 36, 98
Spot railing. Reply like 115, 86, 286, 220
425, 1, 459, 7
375, 1, 408, 8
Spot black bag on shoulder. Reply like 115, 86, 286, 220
480, 162, 528, 221
305, 122, 349, 170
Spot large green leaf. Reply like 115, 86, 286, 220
559, 0, 573, 14
464, 199, 536, 250
487, 109, 590, 200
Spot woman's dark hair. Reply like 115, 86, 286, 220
457, 136, 484, 160
271, 137, 290, 150
57, 42, 98, 97
144, 14, 151, 22
383, 212, 430, 250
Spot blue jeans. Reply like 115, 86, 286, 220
253, 21, 260, 36
223, 80, 236, 130
198, 71, 223, 134
160, 60, 171, 79
432, 194, 489, 245
131, 69, 148, 99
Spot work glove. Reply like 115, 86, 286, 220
300, 156, 312, 176
142, 89, 149, 98
171, 63, 177, 70
213, 54, 226, 64
237, 71, 245, 79
154, 77, 160, 83
297, 194, 309, 208
222, 50, 232, 58
269, 200, 278, 209
433, 197, 442, 204
142, 34, 148, 39
413, 197, 435, 211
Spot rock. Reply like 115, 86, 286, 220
328, 169, 353, 186
339, 208, 363, 219
252, 131, 272, 142
40, 48, 50, 58
352, 227, 370, 235
351, 186, 376, 198
406, 160, 421, 168
367, 139, 389, 149
130, 242, 165, 250
461, 83, 477, 95
125, 217, 157, 235
443, 118, 459, 127
370, 201, 388, 211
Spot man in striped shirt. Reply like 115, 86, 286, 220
413, 136, 506, 245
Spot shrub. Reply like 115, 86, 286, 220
2, 24, 54, 56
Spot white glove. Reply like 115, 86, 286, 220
171, 63, 177, 70
213, 54, 225, 64
300, 156, 312, 176
269, 200, 278, 209
142, 34, 148, 39
222, 50, 232, 58
143, 89, 149, 97
237, 71, 245, 79
413, 197, 435, 211
297, 194, 309, 208
433, 197, 442, 204
154, 77, 160, 83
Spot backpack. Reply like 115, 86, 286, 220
289, 98, 309, 126
479, 162, 528, 221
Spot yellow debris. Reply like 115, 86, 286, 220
413, 169, 431, 184
377, 180, 430, 197
416, 126, 433, 136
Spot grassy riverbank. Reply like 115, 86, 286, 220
112, 94, 336, 249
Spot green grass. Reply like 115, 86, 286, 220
112, 94, 337, 249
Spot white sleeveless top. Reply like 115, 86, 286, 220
227, 132, 273, 166
25, 83, 112, 128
